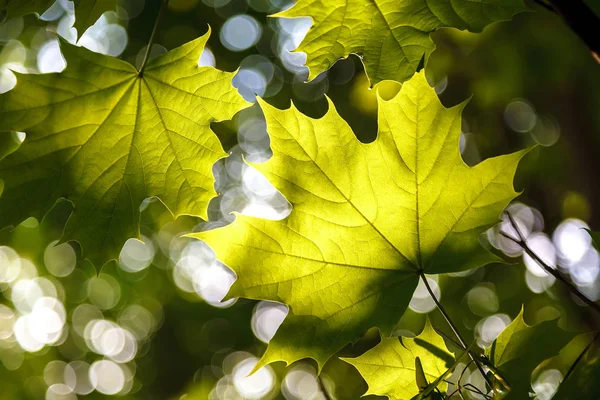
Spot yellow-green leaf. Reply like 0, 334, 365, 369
73, 0, 118, 34
275, 0, 527, 85
486, 308, 573, 399
342, 321, 453, 400
0, 31, 250, 267
194, 71, 528, 371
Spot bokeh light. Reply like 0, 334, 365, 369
251, 301, 288, 343
220, 15, 261, 52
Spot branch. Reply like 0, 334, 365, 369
545, 0, 600, 63
139, 0, 170, 75
500, 211, 600, 316
419, 273, 494, 393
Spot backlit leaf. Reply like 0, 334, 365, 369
194, 71, 528, 370
342, 321, 453, 400
0, 31, 250, 267
275, 0, 527, 85
486, 307, 573, 398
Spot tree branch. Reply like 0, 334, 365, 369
545, 0, 600, 63
500, 211, 600, 316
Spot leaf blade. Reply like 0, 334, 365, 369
194, 71, 527, 369
0, 31, 250, 267
274, 0, 528, 85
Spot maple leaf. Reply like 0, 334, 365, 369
194, 71, 529, 370
0, 30, 250, 267
342, 321, 454, 400
274, 0, 527, 85
485, 307, 573, 398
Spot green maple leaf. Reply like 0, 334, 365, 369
274, 0, 527, 85
485, 307, 573, 398
0, 0, 116, 34
194, 71, 528, 370
73, 0, 118, 34
342, 321, 454, 400
0, 31, 250, 267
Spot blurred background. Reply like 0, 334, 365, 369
0, 0, 600, 398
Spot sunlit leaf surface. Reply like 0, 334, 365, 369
275, 0, 527, 85
0, 31, 250, 267
195, 71, 528, 370
342, 321, 453, 400
486, 308, 573, 398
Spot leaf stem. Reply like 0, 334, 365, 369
419, 273, 494, 392
138, 0, 170, 76
500, 211, 600, 316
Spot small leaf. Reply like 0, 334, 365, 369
342, 321, 454, 400
486, 307, 573, 399
274, 0, 528, 85
0, 31, 250, 267
415, 357, 428, 392
194, 71, 529, 371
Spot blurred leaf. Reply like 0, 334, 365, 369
0, 31, 250, 267
548, 332, 600, 400
0, 0, 53, 21
486, 307, 573, 399
73, 0, 118, 34
194, 71, 528, 371
274, 0, 527, 85
342, 321, 453, 400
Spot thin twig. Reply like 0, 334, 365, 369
138, 0, 170, 75
419, 273, 494, 392
501, 211, 600, 316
